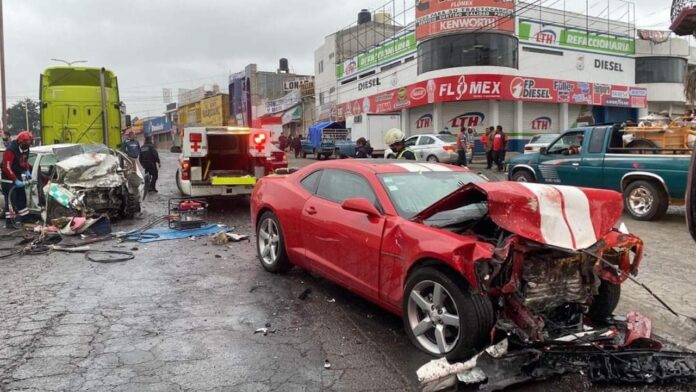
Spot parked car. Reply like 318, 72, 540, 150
251, 159, 642, 359
384, 133, 470, 163
524, 133, 560, 154
508, 125, 692, 221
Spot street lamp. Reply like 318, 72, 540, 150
50, 58, 87, 66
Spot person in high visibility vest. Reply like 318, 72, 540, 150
384, 128, 416, 160
1, 131, 33, 228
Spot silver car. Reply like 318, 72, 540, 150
385, 133, 471, 163
524, 133, 560, 154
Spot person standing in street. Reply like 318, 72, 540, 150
466, 128, 476, 164
354, 137, 371, 159
482, 127, 494, 169
455, 128, 468, 167
122, 131, 141, 160
385, 128, 416, 160
139, 136, 161, 193
292, 135, 302, 158
1, 131, 33, 228
492, 126, 509, 172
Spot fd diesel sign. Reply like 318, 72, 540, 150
415, 0, 515, 40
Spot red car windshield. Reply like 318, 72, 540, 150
378, 172, 483, 218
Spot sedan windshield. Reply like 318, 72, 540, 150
530, 134, 559, 144
379, 172, 483, 218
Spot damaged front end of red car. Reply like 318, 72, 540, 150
415, 181, 644, 344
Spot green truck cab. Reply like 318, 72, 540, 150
40, 66, 123, 149
508, 125, 692, 221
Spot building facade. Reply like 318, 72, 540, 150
228, 62, 315, 139
314, 1, 660, 152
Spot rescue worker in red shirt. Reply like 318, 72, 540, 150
2, 131, 33, 228
491, 126, 508, 172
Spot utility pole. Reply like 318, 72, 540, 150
24, 101, 29, 131
0, 0, 7, 136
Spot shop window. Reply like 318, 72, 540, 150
418, 33, 518, 74
636, 57, 687, 84
318, 60, 324, 74
381, 61, 401, 72
522, 46, 563, 56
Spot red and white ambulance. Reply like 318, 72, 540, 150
176, 127, 287, 197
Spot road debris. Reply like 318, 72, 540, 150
326, 298, 336, 303
212, 231, 249, 245
418, 313, 696, 391
254, 327, 276, 336
323, 359, 331, 369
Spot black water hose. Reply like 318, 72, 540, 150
85, 250, 134, 263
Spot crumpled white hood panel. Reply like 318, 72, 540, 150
56, 153, 125, 188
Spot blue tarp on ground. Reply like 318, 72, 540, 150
132, 224, 229, 243
308, 121, 342, 148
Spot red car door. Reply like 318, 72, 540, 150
301, 169, 385, 299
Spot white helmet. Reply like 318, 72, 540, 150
384, 128, 405, 146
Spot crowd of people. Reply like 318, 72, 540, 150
273, 125, 510, 170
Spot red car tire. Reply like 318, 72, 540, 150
256, 211, 292, 273
402, 267, 494, 360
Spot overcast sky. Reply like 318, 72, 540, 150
3, 0, 674, 117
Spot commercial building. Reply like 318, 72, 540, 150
314, 1, 663, 152
228, 62, 315, 139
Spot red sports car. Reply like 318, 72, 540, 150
251, 160, 643, 359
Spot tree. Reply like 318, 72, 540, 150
6, 99, 40, 135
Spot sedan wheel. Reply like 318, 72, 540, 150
407, 280, 460, 355
427, 155, 439, 163
256, 212, 292, 273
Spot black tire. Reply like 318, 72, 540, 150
623, 180, 668, 221
256, 211, 292, 273
402, 267, 494, 360
386, 154, 395, 159
426, 155, 439, 162
175, 170, 187, 196
511, 169, 535, 183
587, 280, 621, 322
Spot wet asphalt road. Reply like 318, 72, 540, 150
0, 151, 693, 391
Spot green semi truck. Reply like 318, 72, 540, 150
40, 66, 125, 149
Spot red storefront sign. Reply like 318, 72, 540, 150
415, 0, 516, 40
337, 74, 647, 120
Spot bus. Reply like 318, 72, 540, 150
40, 66, 125, 149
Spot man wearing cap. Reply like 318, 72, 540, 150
122, 130, 141, 159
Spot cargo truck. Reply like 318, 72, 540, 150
345, 113, 401, 157
40, 66, 125, 149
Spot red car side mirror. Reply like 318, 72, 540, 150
342, 198, 381, 217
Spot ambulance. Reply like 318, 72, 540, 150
176, 127, 287, 197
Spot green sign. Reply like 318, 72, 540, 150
336, 32, 417, 79
518, 21, 635, 55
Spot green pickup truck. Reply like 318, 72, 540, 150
508, 125, 692, 221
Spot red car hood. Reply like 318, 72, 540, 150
413, 182, 624, 250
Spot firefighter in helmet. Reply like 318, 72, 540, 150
384, 128, 415, 160
1, 131, 33, 228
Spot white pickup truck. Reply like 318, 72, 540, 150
176, 127, 287, 197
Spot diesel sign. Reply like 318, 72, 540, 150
358, 78, 381, 91
594, 59, 624, 72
